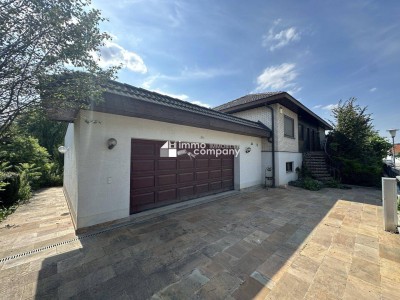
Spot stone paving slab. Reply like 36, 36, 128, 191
0, 186, 399, 299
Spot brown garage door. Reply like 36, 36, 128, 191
130, 139, 234, 213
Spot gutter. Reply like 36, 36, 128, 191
264, 104, 275, 188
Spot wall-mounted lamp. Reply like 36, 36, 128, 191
279, 107, 283, 114
107, 138, 117, 150
245, 147, 251, 153
58, 146, 69, 154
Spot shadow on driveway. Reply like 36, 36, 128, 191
2, 186, 399, 299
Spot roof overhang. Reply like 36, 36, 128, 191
217, 92, 333, 130
45, 91, 271, 138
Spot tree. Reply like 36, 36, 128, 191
327, 98, 391, 186
0, 0, 118, 137
15, 108, 67, 167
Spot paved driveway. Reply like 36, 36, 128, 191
0, 186, 399, 299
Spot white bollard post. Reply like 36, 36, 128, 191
382, 177, 398, 232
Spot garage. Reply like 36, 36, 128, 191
130, 139, 235, 213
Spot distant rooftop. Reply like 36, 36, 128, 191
213, 91, 332, 130
214, 92, 284, 111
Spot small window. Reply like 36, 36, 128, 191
298, 124, 304, 141
284, 115, 295, 138
286, 162, 294, 173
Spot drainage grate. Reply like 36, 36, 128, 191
0, 190, 238, 263
0, 220, 140, 263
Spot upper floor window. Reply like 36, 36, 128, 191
298, 124, 304, 141
284, 115, 295, 138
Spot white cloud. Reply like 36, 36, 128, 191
263, 24, 301, 51
180, 67, 237, 79
153, 89, 189, 101
255, 63, 299, 92
189, 100, 211, 108
152, 89, 211, 108
313, 105, 322, 109
141, 67, 236, 89
322, 104, 338, 110
142, 74, 160, 89
92, 41, 147, 73
370, 87, 377, 92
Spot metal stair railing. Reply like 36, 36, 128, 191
323, 137, 341, 181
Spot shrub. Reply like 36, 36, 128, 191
42, 162, 63, 187
0, 172, 19, 207
288, 177, 323, 191
15, 163, 41, 200
303, 177, 323, 191
323, 179, 341, 188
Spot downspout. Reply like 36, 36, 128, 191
264, 104, 275, 188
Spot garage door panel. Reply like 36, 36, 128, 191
132, 192, 154, 205
158, 160, 177, 171
132, 176, 154, 189
210, 181, 222, 190
132, 141, 156, 156
178, 186, 194, 198
158, 174, 176, 186
222, 158, 234, 167
222, 179, 234, 188
196, 171, 208, 181
196, 159, 209, 168
196, 183, 209, 194
222, 169, 233, 178
178, 172, 194, 183
131, 139, 234, 214
209, 170, 222, 179
158, 189, 177, 202
132, 160, 154, 172
209, 159, 222, 168
179, 159, 194, 169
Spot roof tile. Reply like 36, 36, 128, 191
104, 80, 271, 131
214, 92, 284, 111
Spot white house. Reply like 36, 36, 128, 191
53, 81, 332, 230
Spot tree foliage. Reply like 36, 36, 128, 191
0, 0, 118, 136
327, 98, 391, 186
16, 108, 67, 166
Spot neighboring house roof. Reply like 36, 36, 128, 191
214, 92, 285, 111
214, 92, 333, 130
391, 144, 400, 154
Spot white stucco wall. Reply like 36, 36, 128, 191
275, 152, 302, 186
63, 123, 79, 226
233, 104, 300, 153
70, 110, 263, 228
233, 107, 272, 152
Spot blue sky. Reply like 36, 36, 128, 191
92, 0, 400, 142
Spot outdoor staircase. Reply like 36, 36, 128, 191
303, 151, 334, 182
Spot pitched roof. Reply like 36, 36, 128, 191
213, 92, 285, 111
103, 80, 271, 132
213, 91, 332, 130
